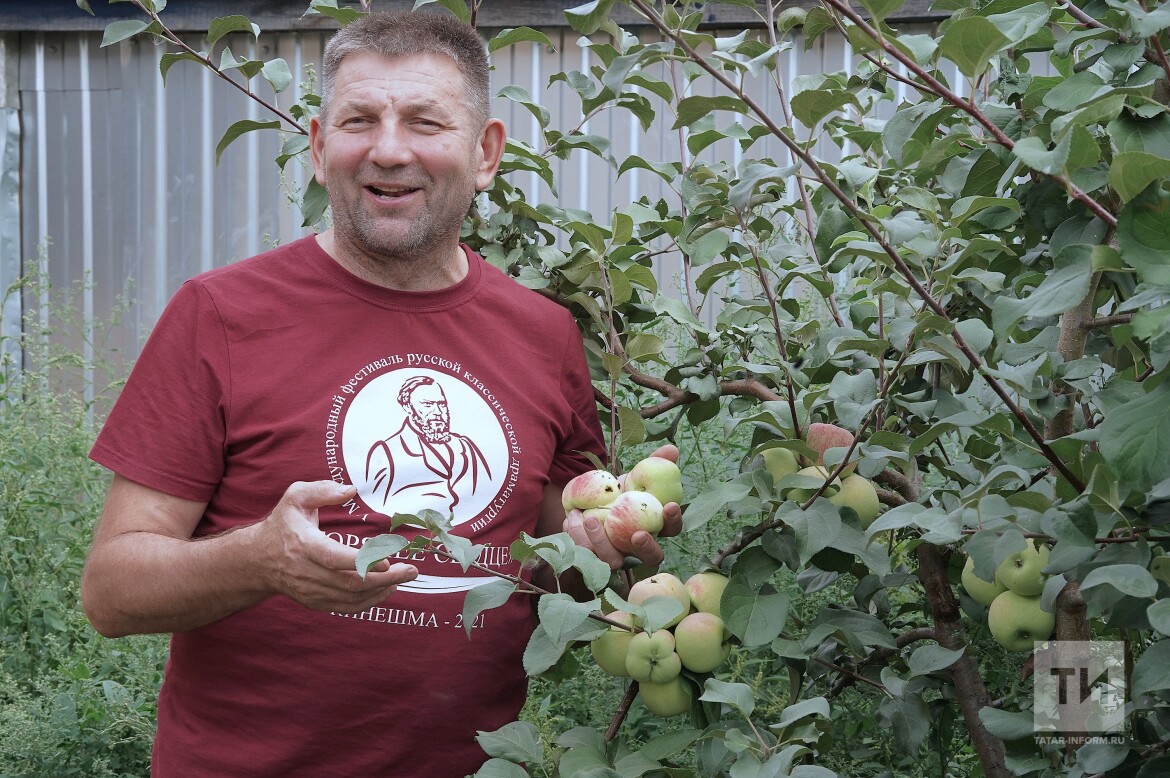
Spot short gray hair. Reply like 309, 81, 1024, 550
319, 11, 490, 128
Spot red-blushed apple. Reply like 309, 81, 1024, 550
995, 539, 1050, 596
760, 446, 800, 482
786, 466, 842, 503
961, 556, 1006, 606
638, 676, 693, 718
561, 469, 621, 513
589, 611, 637, 677
603, 490, 664, 555
674, 612, 732, 673
625, 629, 682, 683
829, 474, 881, 528
805, 422, 856, 474
987, 590, 1055, 651
625, 456, 684, 507
628, 573, 691, 628
684, 571, 729, 617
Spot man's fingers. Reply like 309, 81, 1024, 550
660, 501, 683, 538
628, 531, 665, 567
281, 480, 357, 511
646, 443, 680, 463
565, 512, 624, 569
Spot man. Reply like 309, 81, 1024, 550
364, 375, 492, 514
81, 11, 679, 777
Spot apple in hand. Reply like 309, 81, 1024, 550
995, 539, 1050, 596
561, 469, 621, 513
638, 676, 693, 718
628, 573, 691, 628
590, 611, 637, 677
961, 556, 1007, 606
674, 612, 732, 673
829, 474, 881, 528
987, 590, 1055, 651
685, 571, 729, 617
625, 629, 682, 683
805, 422, 856, 474
603, 490, 665, 554
625, 456, 684, 507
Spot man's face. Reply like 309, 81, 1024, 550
310, 52, 499, 265
406, 383, 450, 443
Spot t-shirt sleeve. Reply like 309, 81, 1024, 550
89, 280, 230, 502
548, 313, 606, 487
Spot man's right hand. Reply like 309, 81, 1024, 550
256, 480, 418, 613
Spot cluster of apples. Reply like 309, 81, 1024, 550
961, 540, 1056, 651
561, 456, 684, 553
590, 571, 731, 717
760, 422, 882, 528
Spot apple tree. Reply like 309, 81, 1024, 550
81, 0, 1170, 775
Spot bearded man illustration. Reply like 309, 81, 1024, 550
364, 376, 491, 516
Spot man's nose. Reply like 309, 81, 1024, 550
368, 121, 414, 168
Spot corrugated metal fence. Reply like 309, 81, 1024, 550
2, 19, 954, 397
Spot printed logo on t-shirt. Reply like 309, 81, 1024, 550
323, 352, 523, 595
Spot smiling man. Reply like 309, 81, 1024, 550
81, 11, 679, 778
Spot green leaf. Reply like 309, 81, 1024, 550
979, 707, 1037, 740
1109, 151, 1170, 204
1117, 187, 1170, 285
261, 58, 293, 94
564, 0, 617, 34
523, 623, 567, 676
672, 96, 749, 130
1099, 382, 1170, 491
463, 579, 517, 637
101, 20, 148, 47
159, 51, 205, 84
412, 0, 471, 22
77, 0, 94, 14
791, 89, 858, 129
858, 0, 905, 22
1149, 600, 1170, 636
1131, 639, 1170, 698
775, 696, 830, 729
1079, 564, 1159, 598
207, 15, 260, 47
682, 479, 753, 531
488, 27, 554, 54
938, 17, 1009, 77
537, 594, 597, 643
723, 580, 789, 647
476, 721, 543, 765
782, 500, 842, 566
300, 176, 330, 228
215, 119, 281, 165
699, 678, 755, 717
992, 251, 1092, 340
307, 0, 361, 24
473, 759, 529, 778
907, 645, 964, 677
355, 534, 410, 578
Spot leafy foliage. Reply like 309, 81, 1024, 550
76, 0, 1170, 774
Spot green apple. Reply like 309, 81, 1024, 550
589, 611, 637, 677
638, 676, 693, 718
625, 629, 682, 683
628, 573, 691, 628
786, 466, 842, 503
603, 490, 665, 554
829, 474, 881, 528
760, 446, 800, 482
625, 456, 684, 507
995, 539, 1050, 596
673, 612, 732, 673
805, 422, 856, 474
562, 469, 621, 512
961, 556, 1006, 606
684, 571, 729, 617
1151, 556, 1170, 587
987, 591, 1055, 651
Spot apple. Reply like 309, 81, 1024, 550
961, 556, 1006, 606
625, 629, 682, 683
603, 490, 664, 554
674, 612, 732, 673
995, 539, 1050, 596
760, 446, 800, 483
786, 466, 842, 503
685, 571, 729, 617
628, 573, 691, 628
987, 591, 1055, 651
561, 469, 621, 513
589, 611, 637, 677
805, 422, 856, 474
638, 676, 693, 718
625, 456, 684, 507
829, 474, 881, 528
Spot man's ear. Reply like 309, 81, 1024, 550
474, 118, 506, 191
309, 115, 327, 187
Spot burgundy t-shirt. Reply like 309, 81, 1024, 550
90, 236, 604, 776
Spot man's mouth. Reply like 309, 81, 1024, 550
366, 185, 420, 199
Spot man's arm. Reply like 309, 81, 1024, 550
81, 475, 418, 638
